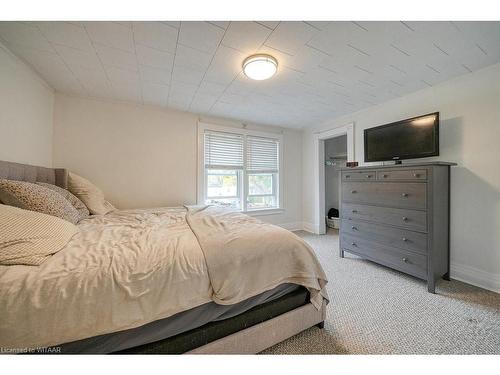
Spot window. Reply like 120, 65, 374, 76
206, 169, 241, 209
200, 124, 282, 212
246, 135, 279, 210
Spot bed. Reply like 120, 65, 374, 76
0, 160, 328, 354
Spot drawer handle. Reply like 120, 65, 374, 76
351, 226, 357, 230
351, 190, 357, 194
366, 175, 372, 178
345, 175, 350, 178
402, 217, 408, 222
402, 237, 408, 242
413, 173, 420, 178
382, 174, 388, 178
351, 242, 357, 247
401, 193, 408, 197
402, 257, 409, 263
351, 209, 358, 213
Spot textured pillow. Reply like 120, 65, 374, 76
0, 204, 78, 266
67, 172, 115, 215
0, 179, 80, 224
37, 182, 90, 222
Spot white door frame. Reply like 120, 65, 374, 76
313, 123, 355, 234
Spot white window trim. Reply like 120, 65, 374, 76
197, 121, 284, 214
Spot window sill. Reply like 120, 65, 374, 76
244, 208, 285, 216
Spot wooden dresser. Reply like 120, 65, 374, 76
339, 162, 456, 293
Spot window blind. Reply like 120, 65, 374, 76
246, 136, 279, 172
204, 131, 244, 169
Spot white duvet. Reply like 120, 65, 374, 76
0, 207, 328, 349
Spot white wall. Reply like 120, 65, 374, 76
302, 62, 500, 292
0, 42, 54, 167
324, 135, 347, 214
52, 94, 302, 228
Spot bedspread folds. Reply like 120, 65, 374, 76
0, 206, 328, 349
185, 205, 328, 309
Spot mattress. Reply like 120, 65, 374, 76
59, 283, 304, 354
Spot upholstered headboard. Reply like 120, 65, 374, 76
0, 160, 68, 188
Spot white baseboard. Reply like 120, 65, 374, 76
277, 222, 304, 231
302, 222, 319, 233
451, 262, 500, 294
277, 222, 318, 233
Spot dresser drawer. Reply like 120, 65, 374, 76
342, 182, 427, 209
342, 170, 376, 181
341, 220, 427, 254
341, 234, 427, 279
377, 169, 427, 181
341, 203, 427, 232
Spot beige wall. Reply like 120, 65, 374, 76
52, 94, 303, 228
0, 42, 54, 167
303, 62, 500, 292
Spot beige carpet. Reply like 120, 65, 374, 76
263, 229, 500, 354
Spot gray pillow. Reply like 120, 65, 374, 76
37, 182, 90, 222
0, 179, 80, 224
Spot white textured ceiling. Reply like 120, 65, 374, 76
1, 21, 499, 129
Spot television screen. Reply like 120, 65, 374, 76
364, 112, 439, 162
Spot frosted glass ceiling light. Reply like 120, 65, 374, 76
243, 54, 278, 80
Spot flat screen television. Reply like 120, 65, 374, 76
364, 112, 439, 163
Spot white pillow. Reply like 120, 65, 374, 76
0, 204, 79, 266
67, 172, 115, 215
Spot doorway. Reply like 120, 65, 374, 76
313, 123, 355, 234
324, 135, 347, 234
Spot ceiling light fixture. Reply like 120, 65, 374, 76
242, 54, 278, 81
